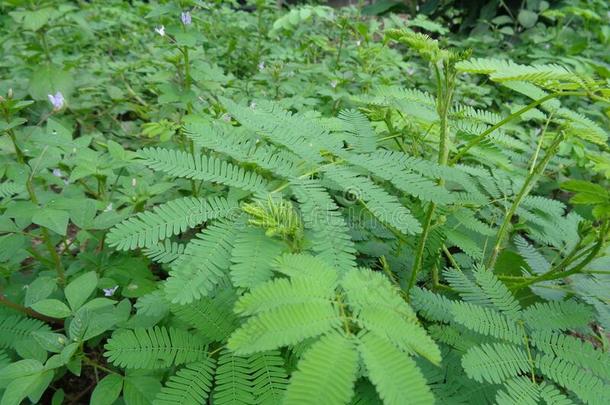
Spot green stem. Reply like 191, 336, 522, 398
26, 179, 65, 285
335, 22, 346, 69
520, 321, 536, 383
442, 244, 462, 271
408, 64, 455, 293
82, 356, 118, 375
514, 220, 608, 289
38, 31, 52, 63
0, 294, 64, 325
336, 293, 351, 335
7, 130, 25, 163
408, 203, 436, 291
487, 132, 564, 269
450, 91, 585, 165
529, 113, 554, 173
182, 47, 191, 92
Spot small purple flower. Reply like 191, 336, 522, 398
181, 11, 192, 25
155, 25, 165, 36
48, 91, 64, 110
103, 285, 119, 297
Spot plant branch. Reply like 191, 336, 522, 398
0, 294, 64, 325
450, 91, 585, 165
487, 131, 564, 269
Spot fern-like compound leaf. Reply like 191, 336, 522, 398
249, 350, 289, 404
410, 287, 454, 323
211, 349, 288, 405
538, 382, 576, 405
337, 109, 377, 153
139, 147, 269, 193
230, 227, 285, 289
228, 302, 341, 355
153, 358, 216, 405
323, 165, 421, 236
104, 326, 208, 369
443, 269, 492, 307
341, 151, 454, 205
106, 196, 238, 250
450, 302, 522, 343
342, 268, 441, 364
0, 316, 50, 350
185, 119, 305, 178
536, 354, 610, 405
291, 179, 357, 272
530, 330, 610, 381
358, 332, 435, 405
495, 377, 540, 405
212, 350, 256, 405
171, 287, 240, 342
0, 182, 25, 199
473, 267, 521, 318
142, 240, 186, 264
522, 300, 594, 331
164, 219, 239, 304
284, 333, 358, 405
461, 343, 530, 384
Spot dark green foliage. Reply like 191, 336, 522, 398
0, 0, 609, 403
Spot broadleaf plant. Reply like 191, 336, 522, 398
0, 0, 609, 404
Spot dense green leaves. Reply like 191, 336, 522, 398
1, 0, 609, 403
104, 327, 208, 369
284, 333, 358, 405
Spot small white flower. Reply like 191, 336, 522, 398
250, 102, 257, 109
406, 67, 415, 76
181, 11, 192, 25
103, 285, 119, 297
330, 80, 338, 89
258, 61, 265, 72
222, 113, 231, 122
356, 40, 361, 47
104, 203, 113, 212
52, 168, 63, 178
155, 25, 165, 36
48, 91, 64, 110
131, 178, 137, 187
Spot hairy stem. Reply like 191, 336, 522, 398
26, 178, 65, 284
450, 91, 585, 165
0, 294, 64, 325
408, 63, 455, 293
514, 220, 608, 289
487, 132, 564, 269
